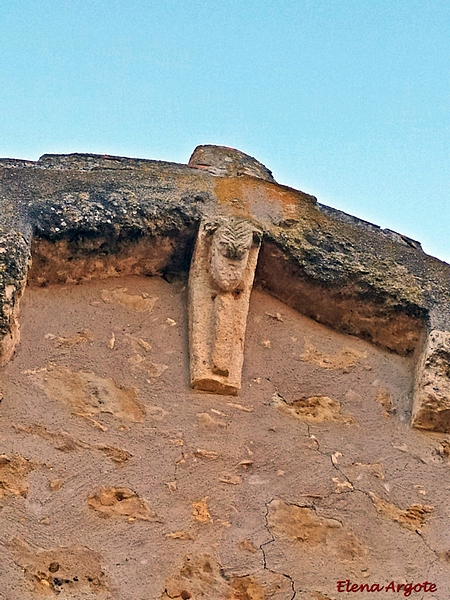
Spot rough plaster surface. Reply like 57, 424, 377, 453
1, 275, 449, 599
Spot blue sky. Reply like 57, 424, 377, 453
1, 1, 449, 262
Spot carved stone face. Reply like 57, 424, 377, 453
210, 219, 254, 292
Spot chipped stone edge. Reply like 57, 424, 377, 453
412, 330, 450, 433
0, 232, 31, 366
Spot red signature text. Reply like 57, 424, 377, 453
336, 580, 437, 596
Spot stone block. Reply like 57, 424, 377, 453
188, 144, 276, 181
412, 330, 450, 432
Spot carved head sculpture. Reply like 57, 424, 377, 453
210, 218, 261, 292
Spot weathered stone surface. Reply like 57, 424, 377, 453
189, 217, 262, 394
0, 144, 450, 430
368, 493, 433, 531
87, 486, 159, 521
0, 231, 31, 365
189, 144, 276, 181
0, 454, 37, 498
267, 499, 367, 559
412, 330, 450, 432
31, 365, 145, 424
9, 538, 112, 596
162, 553, 292, 599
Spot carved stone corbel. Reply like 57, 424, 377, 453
188, 217, 262, 395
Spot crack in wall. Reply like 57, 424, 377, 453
310, 429, 441, 563
266, 379, 441, 568
260, 499, 297, 600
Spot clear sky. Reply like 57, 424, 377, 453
1, 1, 449, 262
